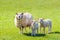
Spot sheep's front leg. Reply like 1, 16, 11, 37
31, 29, 34, 36
19, 27, 23, 34
34, 30, 36, 36
37, 28, 38, 33
31, 28, 36, 36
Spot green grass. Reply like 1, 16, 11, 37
0, 0, 60, 40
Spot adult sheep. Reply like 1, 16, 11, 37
14, 12, 33, 34
39, 18, 52, 34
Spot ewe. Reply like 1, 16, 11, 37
14, 12, 33, 34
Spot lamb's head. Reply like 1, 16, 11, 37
39, 18, 44, 24
16, 12, 24, 20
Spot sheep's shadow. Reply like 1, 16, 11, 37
49, 32, 60, 34
23, 32, 60, 37
23, 33, 46, 37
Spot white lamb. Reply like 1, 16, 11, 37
39, 18, 52, 34
31, 20, 38, 36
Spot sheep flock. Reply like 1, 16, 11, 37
14, 12, 52, 36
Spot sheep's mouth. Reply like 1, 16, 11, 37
16, 18, 21, 20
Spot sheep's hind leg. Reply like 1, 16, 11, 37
43, 27, 45, 34
29, 26, 31, 33
48, 26, 51, 33
40, 27, 42, 33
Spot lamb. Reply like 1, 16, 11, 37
14, 12, 33, 34
31, 20, 38, 36
39, 18, 52, 34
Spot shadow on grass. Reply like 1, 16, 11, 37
23, 33, 46, 37
49, 32, 60, 34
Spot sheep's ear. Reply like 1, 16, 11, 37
16, 13, 18, 15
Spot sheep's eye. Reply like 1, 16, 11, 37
19, 16, 20, 18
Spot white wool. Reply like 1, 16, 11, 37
14, 16, 21, 27
23, 12, 33, 24
42, 19, 52, 27
14, 12, 33, 33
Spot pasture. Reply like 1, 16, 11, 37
0, 0, 60, 40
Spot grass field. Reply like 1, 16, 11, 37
0, 0, 60, 40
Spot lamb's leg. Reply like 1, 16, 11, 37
48, 26, 51, 33
40, 26, 42, 33
48, 22, 52, 33
31, 29, 34, 36
43, 27, 45, 34
34, 30, 36, 36
37, 28, 38, 33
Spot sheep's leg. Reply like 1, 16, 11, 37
20, 27, 23, 34
43, 27, 45, 34
34, 30, 36, 36
31, 28, 36, 36
29, 26, 31, 33
19, 27, 21, 34
48, 22, 52, 33
37, 28, 38, 33
40, 27, 42, 33
31, 31, 33, 36
31, 29, 34, 36
24, 27, 27, 33
48, 26, 51, 33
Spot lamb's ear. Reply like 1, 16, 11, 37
16, 13, 18, 15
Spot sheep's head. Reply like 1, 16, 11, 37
16, 12, 24, 20
39, 18, 44, 24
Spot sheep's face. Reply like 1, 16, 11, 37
40, 19, 43, 24
39, 18, 44, 24
16, 13, 23, 20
